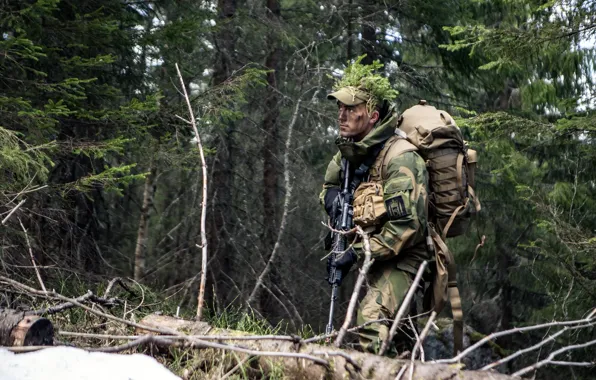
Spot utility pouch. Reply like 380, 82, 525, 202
353, 182, 386, 228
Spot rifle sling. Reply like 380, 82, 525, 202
341, 142, 386, 192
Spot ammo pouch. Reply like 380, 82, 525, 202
353, 182, 386, 228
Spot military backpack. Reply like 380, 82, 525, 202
373, 100, 482, 354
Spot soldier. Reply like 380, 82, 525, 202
321, 65, 430, 355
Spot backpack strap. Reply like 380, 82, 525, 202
373, 133, 418, 181
429, 226, 464, 356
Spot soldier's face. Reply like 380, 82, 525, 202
337, 102, 379, 142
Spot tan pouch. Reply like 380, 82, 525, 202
353, 182, 386, 228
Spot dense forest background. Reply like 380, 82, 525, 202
1, 0, 595, 378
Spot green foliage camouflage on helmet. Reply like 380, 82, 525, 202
333, 55, 398, 114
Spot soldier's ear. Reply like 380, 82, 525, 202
370, 110, 380, 125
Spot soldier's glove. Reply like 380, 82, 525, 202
326, 248, 358, 286
324, 187, 340, 218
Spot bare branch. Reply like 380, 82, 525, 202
311, 350, 361, 370
481, 327, 568, 371
0, 275, 175, 335
2, 199, 26, 225
103, 277, 133, 298
58, 331, 301, 342
412, 311, 437, 362
547, 361, 595, 367
335, 226, 374, 347
174, 114, 191, 124
394, 365, 408, 380
435, 313, 596, 364
303, 311, 431, 344
175, 62, 209, 320
18, 218, 46, 292
245, 99, 302, 309
220, 357, 251, 380
512, 338, 596, 377
87, 335, 174, 353
7, 337, 330, 366
379, 261, 428, 356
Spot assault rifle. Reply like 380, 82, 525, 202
325, 157, 354, 335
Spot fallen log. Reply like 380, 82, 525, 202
0, 309, 54, 346
139, 314, 516, 380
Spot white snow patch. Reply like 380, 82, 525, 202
0, 347, 180, 380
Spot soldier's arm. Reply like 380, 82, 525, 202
319, 152, 342, 214
353, 151, 428, 260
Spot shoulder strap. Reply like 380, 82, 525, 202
373, 133, 418, 180
340, 142, 386, 193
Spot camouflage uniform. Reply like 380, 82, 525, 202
320, 110, 430, 354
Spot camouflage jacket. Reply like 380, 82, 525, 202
320, 111, 431, 274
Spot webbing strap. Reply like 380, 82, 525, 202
449, 286, 464, 355
468, 185, 482, 212
428, 155, 458, 170
442, 203, 465, 239
430, 226, 464, 356
427, 148, 460, 159
446, 241, 463, 355
434, 182, 461, 193
456, 153, 465, 200
435, 193, 461, 204
431, 171, 457, 182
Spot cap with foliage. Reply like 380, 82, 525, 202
332, 55, 398, 114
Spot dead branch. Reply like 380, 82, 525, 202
435, 313, 596, 364
1, 198, 26, 225
219, 356, 251, 380
412, 311, 437, 362
379, 260, 428, 355
512, 338, 596, 377
86, 335, 175, 353
103, 277, 133, 298
58, 330, 302, 343
547, 361, 595, 367
335, 226, 374, 347
175, 62, 209, 321
405, 311, 437, 380
26, 291, 120, 316
303, 312, 431, 344
480, 326, 568, 371
245, 99, 302, 309
18, 218, 46, 293
0, 275, 175, 335
395, 365, 408, 380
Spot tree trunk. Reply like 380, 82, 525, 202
139, 314, 516, 380
258, 0, 282, 317
208, 0, 237, 309
0, 309, 53, 346
496, 223, 513, 349
133, 165, 157, 281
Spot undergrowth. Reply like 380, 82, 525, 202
1, 274, 314, 379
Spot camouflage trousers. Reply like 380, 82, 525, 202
356, 263, 417, 355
